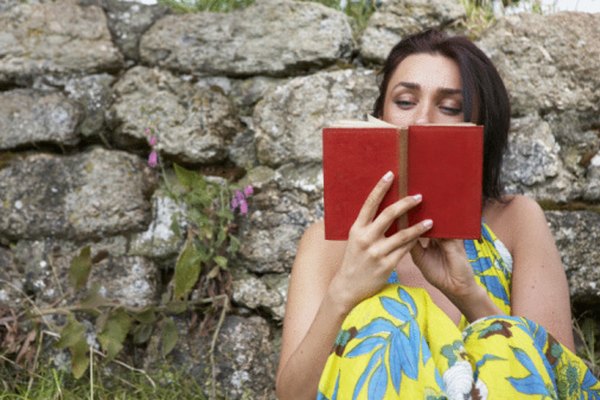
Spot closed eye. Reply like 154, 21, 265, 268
440, 106, 462, 115
394, 100, 415, 109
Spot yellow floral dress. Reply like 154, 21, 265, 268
317, 223, 600, 400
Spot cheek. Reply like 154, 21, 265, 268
382, 103, 414, 126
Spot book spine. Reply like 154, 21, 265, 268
397, 128, 408, 231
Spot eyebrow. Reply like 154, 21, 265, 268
393, 81, 462, 95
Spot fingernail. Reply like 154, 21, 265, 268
382, 171, 393, 182
422, 219, 433, 228
412, 194, 422, 202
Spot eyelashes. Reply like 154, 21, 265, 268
393, 100, 463, 115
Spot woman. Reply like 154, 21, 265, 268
276, 29, 599, 399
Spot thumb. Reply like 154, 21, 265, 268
410, 240, 426, 266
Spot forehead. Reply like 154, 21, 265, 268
388, 53, 462, 91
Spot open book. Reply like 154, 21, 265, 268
322, 117, 483, 240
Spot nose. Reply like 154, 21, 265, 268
415, 103, 432, 124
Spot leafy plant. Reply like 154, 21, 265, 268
2, 128, 252, 398
574, 316, 600, 378
158, 0, 379, 32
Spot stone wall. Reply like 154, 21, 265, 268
0, 0, 598, 398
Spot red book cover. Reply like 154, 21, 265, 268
322, 121, 483, 240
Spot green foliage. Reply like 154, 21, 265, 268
54, 316, 90, 379
158, 0, 378, 32
174, 238, 203, 300
169, 164, 242, 300
459, 0, 546, 38
69, 246, 92, 291
158, 0, 254, 13
574, 316, 600, 377
160, 317, 179, 358
97, 309, 132, 361
0, 362, 207, 399
1, 160, 249, 388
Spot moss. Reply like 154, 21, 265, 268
537, 199, 600, 214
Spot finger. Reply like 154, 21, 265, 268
370, 194, 424, 237
384, 237, 419, 268
354, 170, 395, 226
378, 219, 433, 255
410, 238, 426, 266
436, 239, 467, 258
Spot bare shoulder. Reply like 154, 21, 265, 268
484, 194, 548, 252
293, 220, 346, 277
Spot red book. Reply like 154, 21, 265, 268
322, 119, 483, 240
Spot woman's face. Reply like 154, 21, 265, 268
382, 53, 465, 126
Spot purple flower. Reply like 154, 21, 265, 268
239, 200, 248, 215
230, 186, 253, 215
149, 135, 158, 147
148, 150, 158, 168
231, 196, 239, 210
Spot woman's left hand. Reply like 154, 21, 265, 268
410, 238, 503, 322
410, 239, 478, 302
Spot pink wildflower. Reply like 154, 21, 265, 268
149, 135, 158, 147
148, 150, 158, 168
230, 186, 253, 215
240, 200, 248, 215
235, 190, 244, 201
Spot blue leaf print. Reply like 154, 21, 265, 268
512, 346, 539, 375
387, 270, 399, 284
464, 239, 478, 260
477, 275, 510, 305
582, 369, 600, 398
355, 317, 397, 339
474, 354, 505, 381
408, 320, 421, 363
316, 392, 328, 400
421, 336, 431, 365
346, 336, 386, 358
352, 349, 382, 400
507, 346, 550, 395
368, 361, 388, 400
508, 375, 550, 395
389, 333, 403, 393
471, 256, 493, 274
380, 296, 412, 321
332, 372, 340, 400
435, 369, 446, 391
398, 287, 417, 316
532, 323, 547, 352
481, 223, 494, 243
396, 330, 419, 380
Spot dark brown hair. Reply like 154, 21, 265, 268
373, 29, 510, 201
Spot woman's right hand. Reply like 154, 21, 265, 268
328, 171, 433, 311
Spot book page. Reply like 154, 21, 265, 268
330, 115, 477, 128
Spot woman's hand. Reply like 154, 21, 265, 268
411, 239, 502, 322
328, 171, 433, 312
410, 239, 476, 297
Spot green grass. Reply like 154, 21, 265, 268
157, 0, 378, 32
0, 361, 206, 400
574, 316, 600, 378
155, 0, 549, 41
